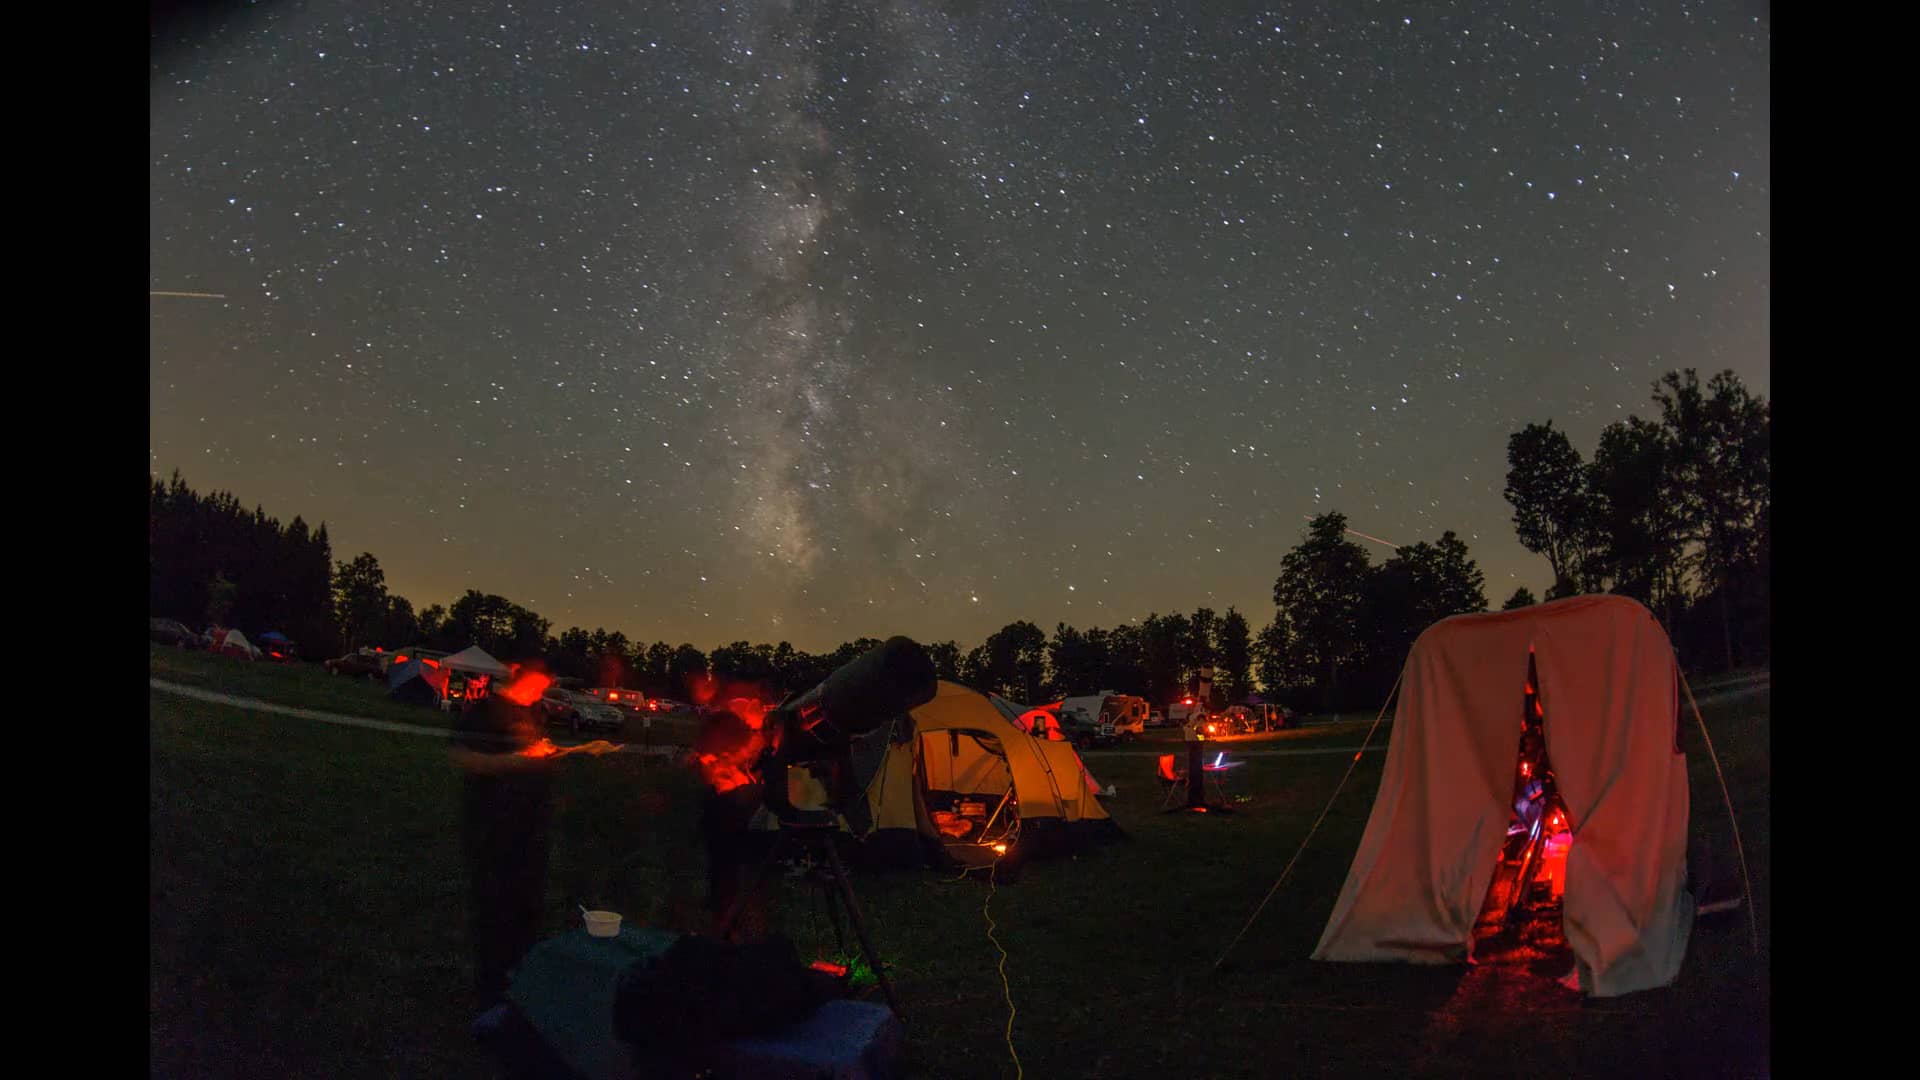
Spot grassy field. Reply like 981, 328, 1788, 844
150, 672, 1769, 1079
148, 644, 703, 744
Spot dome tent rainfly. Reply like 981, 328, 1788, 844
387, 657, 447, 706
767, 680, 1120, 866
1313, 595, 1694, 997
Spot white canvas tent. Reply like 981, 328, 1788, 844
442, 645, 513, 679
1312, 595, 1693, 997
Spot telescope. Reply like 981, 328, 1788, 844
715, 637, 935, 1021
756, 636, 938, 828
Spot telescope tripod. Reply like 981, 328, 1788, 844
714, 820, 903, 1021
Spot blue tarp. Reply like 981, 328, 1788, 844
387, 659, 444, 704
498, 928, 903, 1080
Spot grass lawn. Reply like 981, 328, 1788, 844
151, 675, 1769, 1079
148, 644, 704, 744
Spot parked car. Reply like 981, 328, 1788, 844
1054, 706, 1108, 749
538, 687, 625, 733
325, 650, 385, 679
150, 618, 198, 648
1147, 709, 1167, 728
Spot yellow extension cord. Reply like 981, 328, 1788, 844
944, 860, 1023, 1078
984, 861, 1022, 1080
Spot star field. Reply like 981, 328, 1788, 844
150, 1, 1769, 651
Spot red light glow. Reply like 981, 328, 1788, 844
517, 737, 623, 760
727, 696, 770, 730
498, 670, 554, 706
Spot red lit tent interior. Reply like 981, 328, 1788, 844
1312, 595, 1693, 997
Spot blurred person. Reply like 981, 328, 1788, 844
451, 666, 556, 1008
692, 701, 774, 938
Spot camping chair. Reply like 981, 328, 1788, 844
1157, 754, 1229, 810
1155, 754, 1183, 809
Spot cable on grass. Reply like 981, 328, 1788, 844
1212, 669, 1403, 970
984, 860, 1021, 1080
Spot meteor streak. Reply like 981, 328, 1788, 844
149, 290, 228, 300
1301, 514, 1403, 551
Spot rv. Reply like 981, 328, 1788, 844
1058, 691, 1150, 745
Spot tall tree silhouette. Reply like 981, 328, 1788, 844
1504, 422, 1600, 597
1273, 513, 1374, 710
1217, 608, 1252, 704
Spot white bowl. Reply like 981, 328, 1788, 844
582, 910, 622, 938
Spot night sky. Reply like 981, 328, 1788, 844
149, 2, 1770, 653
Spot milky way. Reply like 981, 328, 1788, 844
150, 2, 1769, 650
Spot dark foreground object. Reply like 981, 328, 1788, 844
474, 926, 904, 1080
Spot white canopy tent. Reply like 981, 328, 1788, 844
442, 645, 513, 679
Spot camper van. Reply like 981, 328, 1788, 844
1059, 692, 1150, 745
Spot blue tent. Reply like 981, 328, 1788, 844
388, 659, 446, 706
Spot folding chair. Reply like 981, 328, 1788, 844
1157, 753, 1229, 810
1156, 754, 1185, 810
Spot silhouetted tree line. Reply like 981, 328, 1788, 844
150, 368, 1764, 714
1504, 368, 1769, 674
149, 471, 335, 652
1252, 514, 1491, 713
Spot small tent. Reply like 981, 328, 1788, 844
822, 681, 1119, 866
211, 628, 260, 660
1312, 595, 1692, 997
388, 657, 447, 706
